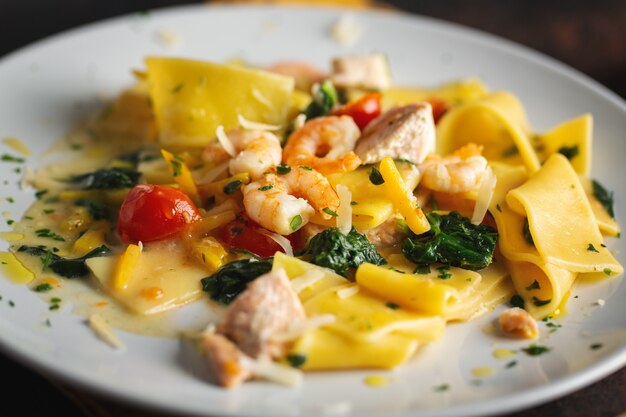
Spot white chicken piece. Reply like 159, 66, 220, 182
217, 268, 306, 359
330, 53, 391, 90
355, 103, 436, 165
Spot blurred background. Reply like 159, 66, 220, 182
1, 1, 625, 416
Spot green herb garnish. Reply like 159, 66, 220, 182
386, 302, 400, 310
69, 167, 140, 190
557, 145, 579, 160
532, 296, 551, 307
587, 243, 599, 253
592, 179, 615, 218
276, 164, 291, 175
436, 265, 452, 279
369, 166, 385, 185
35, 229, 65, 242
303, 79, 338, 120
522, 344, 551, 356
290, 215, 303, 231
258, 184, 274, 191
522, 218, 534, 246
322, 207, 338, 217
286, 354, 307, 368
223, 180, 243, 195
1, 153, 25, 163
525, 280, 541, 291
510, 294, 525, 309
33, 283, 53, 292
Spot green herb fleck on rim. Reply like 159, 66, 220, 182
172, 83, 184, 93
33, 283, 53, 293
505, 360, 518, 369
521, 344, 551, 356
433, 384, 449, 392
414, 265, 431, 274
1, 153, 25, 163
590, 343, 603, 351
436, 265, 451, 279
587, 243, 599, 253
258, 184, 274, 191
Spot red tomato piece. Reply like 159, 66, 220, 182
218, 214, 303, 258
426, 97, 450, 124
118, 184, 201, 243
332, 93, 382, 130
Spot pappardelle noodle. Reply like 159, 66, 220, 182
9, 54, 622, 388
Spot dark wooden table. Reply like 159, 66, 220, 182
1, 1, 625, 416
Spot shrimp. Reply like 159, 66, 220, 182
243, 168, 340, 235
498, 307, 538, 339
202, 129, 282, 180
283, 116, 362, 175
420, 143, 489, 194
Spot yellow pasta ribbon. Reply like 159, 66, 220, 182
161, 149, 201, 205
112, 243, 142, 291
378, 157, 430, 234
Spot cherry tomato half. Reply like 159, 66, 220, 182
332, 93, 382, 130
425, 97, 450, 124
118, 184, 201, 243
218, 214, 303, 258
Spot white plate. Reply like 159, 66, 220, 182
0, 4, 625, 417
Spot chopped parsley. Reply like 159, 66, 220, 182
436, 265, 451, 279
276, 164, 291, 175
603, 268, 613, 276
592, 180, 615, 218
587, 243, 599, 253
545, 321, 562, 333
298, 165, 313, 171
322, 207, 338, 217
35, 228, 65, 242
505, 360, 518, 369
170, 156, 183, 177
522, 218, 534, 246
8, 300, 15, 307
386, 302, 400, 310
525, 280, 541, 291
290, 214, 303, 231
223, 180, 243, 195
350, 201, 358, 206
6, 197, 14, 203
6, 219, 14, 226
258, 184, 274, 191
369, 166, 384, 185
286, 354, 307, 368
1, 153, 25, 163
521, 344, 551, 356
172, 83, 184, 93
501, 145, 519, 157
35, 190, 48, 200
433, 384, 449, 392
496, 203, 502, 212
590, 343, 603, 351
33, 283, 53, 292
557, 145, 579, 160
532, 296, 551, 307
509, 294, 525, 309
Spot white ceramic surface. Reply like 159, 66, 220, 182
0, 5, 625, 417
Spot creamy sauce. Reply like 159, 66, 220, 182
4, 112, 221, 339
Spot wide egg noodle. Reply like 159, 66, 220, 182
326, 162, 420, 229
537, 114, 592, 176
436, 92, 541, 172
506, 154, 622, 274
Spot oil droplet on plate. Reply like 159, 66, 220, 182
471, 367, 495, 378
364, 375, 389, 387
493, 348, 517, 359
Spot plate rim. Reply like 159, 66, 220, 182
0, 4, 625, 417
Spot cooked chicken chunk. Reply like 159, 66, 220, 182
202, 332, 253, 388
360, 215, 406, 249
217, 268, 306, 358
330, 53, 391, 90
498, 307, 539, 339
355, 103, 436, 165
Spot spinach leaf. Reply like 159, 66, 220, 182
402, 211, 497, 271
17, 245, 110, 278
201, 259, 273, 304
75, 199, 108, 220
303, 80, 338, 120
298, 227, 385, 277
69, 167, 140, 190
